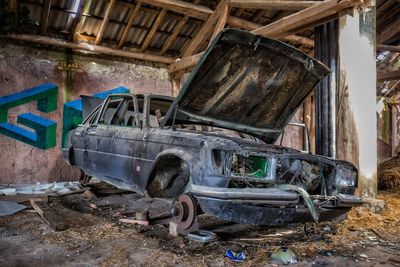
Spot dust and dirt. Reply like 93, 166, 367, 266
0, 184, 399, 266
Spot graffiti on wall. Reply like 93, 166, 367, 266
62, 86, 129, 148
0, 84, 129, 149
0, 83, 58, 149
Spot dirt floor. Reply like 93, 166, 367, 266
0, 183, 399, 267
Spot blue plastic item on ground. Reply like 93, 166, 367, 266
225, 250, 246, 262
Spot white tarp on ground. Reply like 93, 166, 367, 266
0, 182, 83, 196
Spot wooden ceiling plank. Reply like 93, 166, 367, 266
378, 70, 400, 82
160, 16, 189, 55
141, 8, 167, 51
251, 0, 359, 39
377, 45, 400, 52
377, 19, 400, 44
69, 0, 86, 41
132, 0, 315, 47
230, 0, 318, 10
95, 0, 117, 45
182, 0, 228, 57
227, 16, 314, 47
4, 33, 176, 64
40, 0, 53, 34
118, 1, 142, 49
140, 0, 211, 20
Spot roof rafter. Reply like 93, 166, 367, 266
139, 0, 314, 47
230, 0, 319, 10
69, 0, 86, 41
3, 33, 176, 64
182, 0, 228, 57
95, 0, 117, 45
40, 0, 52, 34
251, 0, 360, 39
118, 1, 142, 49
141, 8, 167, 51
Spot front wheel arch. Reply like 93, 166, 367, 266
146, 155, 190, 198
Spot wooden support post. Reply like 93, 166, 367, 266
41, 0, 52, 35
170, 76, 181, 97
118, 1, 142, 48
336, 3, 377, 198
95, 0, 117, 45
391, 104, 398, 156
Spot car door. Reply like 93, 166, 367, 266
88, 95, 146, 190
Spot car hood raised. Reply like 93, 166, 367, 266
165, 29, 330, 143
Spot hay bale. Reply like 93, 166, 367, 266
378, 155, 400, 190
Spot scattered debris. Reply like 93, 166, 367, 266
30, 199, 68, 231
119, 218, 150, 226
0, 200, 27, 216
225, 250, 246, 262
187, 230, 217, 243
0, 182, 83, 196
82, 189, 97, 200
270, 247, 299, 265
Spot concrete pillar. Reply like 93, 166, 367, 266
336, 2, 377, 198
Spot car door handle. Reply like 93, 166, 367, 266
87, 125, 97, 135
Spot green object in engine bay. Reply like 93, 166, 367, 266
248, 156, 268, 178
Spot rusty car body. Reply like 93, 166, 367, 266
63, 29, 362, 228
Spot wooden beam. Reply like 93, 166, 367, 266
182, 0, 228, 57
40, 0, 52, 34
3, 33, 176, 64
377, 19, 400, 44
169, 52, 204, 73
118, 2, 142, 48
378, 70, 400, 82
252, 0, 359, 39
160, 16, 189, 55
95, 0, 117, 45
210, 3, 229, 42
69, 0, 86, 41
141, 9, 167, 51
227, 16, 314, 47
230, 0, 318, 10
377, 45, 400, 52
141, 0, 210, 20
139, 0, 315, 47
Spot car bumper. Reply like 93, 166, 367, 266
189, 184, 362, 225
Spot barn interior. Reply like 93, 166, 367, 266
0, 0, 400, 266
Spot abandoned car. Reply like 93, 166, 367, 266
63, 29, 362, 229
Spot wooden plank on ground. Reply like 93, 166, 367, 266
30, 199, 68, 231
